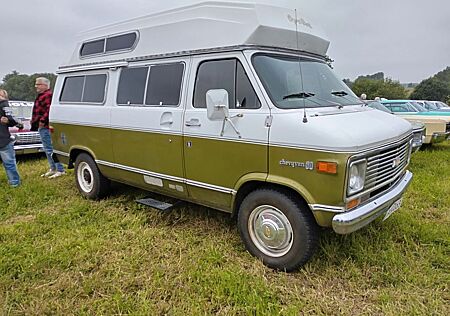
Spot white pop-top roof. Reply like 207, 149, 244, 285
64, 1, 330, 68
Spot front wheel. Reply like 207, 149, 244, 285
238, 189, 319, 271
74, 153, 110, 200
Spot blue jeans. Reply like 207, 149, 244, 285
0, 142, 21, 186
39, 127, 64, 172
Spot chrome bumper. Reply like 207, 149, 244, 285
332, 170, 413, 234
14, 144, 44, 155
431, 131, 450, 143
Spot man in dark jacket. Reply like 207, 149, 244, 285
0, 89, 21, 187
31, 77, 65, 178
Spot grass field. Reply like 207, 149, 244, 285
1, 142, 449, 315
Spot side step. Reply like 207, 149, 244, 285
136, 197, 182, 212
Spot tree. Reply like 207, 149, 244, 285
356, 72, 385, 81
0, 71, 56, 101
351, 78, 407, 100
410, 68, 450, 102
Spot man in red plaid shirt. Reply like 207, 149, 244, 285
31, 77, 65, 178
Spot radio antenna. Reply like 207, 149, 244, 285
294, 9, 308, 123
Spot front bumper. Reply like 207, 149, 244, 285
430, 131, 450, 144
14, 143, 44, 155
332, 170, 413, 234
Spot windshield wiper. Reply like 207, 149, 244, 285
331, 90, 348, 97
283, 91, 347, 109
283, 92, 315, 100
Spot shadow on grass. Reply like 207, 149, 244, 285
15, 152, 45, 163
419, 141, 449, 152
102, 181, 401, 271
107, 181, 234, 228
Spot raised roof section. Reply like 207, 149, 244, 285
64, 1, 330, 68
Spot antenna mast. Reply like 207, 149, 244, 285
294, 9, 308, 123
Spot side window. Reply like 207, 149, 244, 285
83, 75, 107, 103
106, 33, 137, 52
193, 59, 260, 109
146, 63, 184, 106
81, 32, 138, 57
60, 76, 84, 102
60, 74, 107, 103
80, 39, 105, 57
117, 67, 148, 105
236, 62, 260, 109
194, 59, 236, 108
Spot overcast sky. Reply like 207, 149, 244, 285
2, 0, 449, 83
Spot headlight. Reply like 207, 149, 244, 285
347, 159, 367, 195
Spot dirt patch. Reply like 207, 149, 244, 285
3, 215, 36, 225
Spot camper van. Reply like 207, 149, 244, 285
51, 2, 413, 271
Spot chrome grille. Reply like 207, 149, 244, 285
346, 137, 412, 200
365, 141, 410, 190
14, 132, 41, 144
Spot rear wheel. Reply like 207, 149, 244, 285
74, 153, 110, 200
238, 188, 318, 271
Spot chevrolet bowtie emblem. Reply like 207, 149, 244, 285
392, 157, 401, 168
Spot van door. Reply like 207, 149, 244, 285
110, 60, 188, 197
183, 53, 269, 210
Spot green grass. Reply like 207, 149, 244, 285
1, 143, 449, 315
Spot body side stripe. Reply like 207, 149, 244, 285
95, 159, 237, 195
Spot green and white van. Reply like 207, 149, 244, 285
51, 2, 413, 271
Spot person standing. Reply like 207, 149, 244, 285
0, 89, 21, 187
31, 77, 65, 178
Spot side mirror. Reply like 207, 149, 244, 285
206, 89, 229, 120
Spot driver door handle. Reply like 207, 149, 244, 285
185, 118, 201, 127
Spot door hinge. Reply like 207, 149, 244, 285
265, 115, 273, 127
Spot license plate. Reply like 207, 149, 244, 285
383, 198, 403, 221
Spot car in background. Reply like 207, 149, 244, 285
366, 100, 425, 151
380, 100, 450, 144
8, 101, 43, 155
414, 100, 450, 113
432, 101, 450, 109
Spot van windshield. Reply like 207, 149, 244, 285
252, 53, 361, 109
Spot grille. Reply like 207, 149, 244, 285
365, 140, 410, 191
15, 132, 41, 144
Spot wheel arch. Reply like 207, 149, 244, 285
232, 177, 315, 219
68, 146, 97, 169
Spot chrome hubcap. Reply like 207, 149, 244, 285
248, 205, 293, 257
77, 162, 93, 193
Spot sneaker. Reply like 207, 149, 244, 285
41, 170, 56, 177
48, 171, 66, 179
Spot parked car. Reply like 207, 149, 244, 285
366, 101, 424, 151
380, 100, 450, 143
432, 101, 450, 109
414, 100, 450, 113
8, 101, 43, 155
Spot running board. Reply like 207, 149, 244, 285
136, 197, 182, 212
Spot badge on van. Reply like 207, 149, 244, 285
280, 159, 314, 170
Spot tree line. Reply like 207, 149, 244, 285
345, 67, 450, 103
1, 67, 449, 104
0, 71, 56, 101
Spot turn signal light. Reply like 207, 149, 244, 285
346, 198, 360, 210
316, 161, 338, 174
